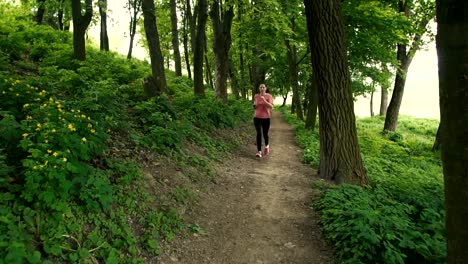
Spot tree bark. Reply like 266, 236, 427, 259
305, 73, 318, 130
193, 0, 208, 97
142, 0, 167, 95
379, 86, 388, 116
71, 0, 93, 60
170, 0, 182, 76
370, 89, 375, 117
210, 0, 234, 103
99, 0, 109, 52
304, 0, 368, 185
436, 1, 468, 261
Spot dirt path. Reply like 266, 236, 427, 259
158, 111, 334, 264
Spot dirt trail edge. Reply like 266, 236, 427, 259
158, 111, 334, 264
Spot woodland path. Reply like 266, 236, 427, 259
157, 111, 334, 264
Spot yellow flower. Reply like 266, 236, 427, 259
62, 157, 67, 163
67, 124, 76, 131
82, 137, 87, 142
33, 166, 38, 170
47, 149, 52, 153
44, 139, 48, 143
81, 114, 87, 118
87, 123, 93, 128
15, 93, 19, 97
53, 152, 59, 157
90, 129, 95, 134
22, 133, 28, 138
26, 115, 32, 120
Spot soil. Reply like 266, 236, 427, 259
157, 111, 334, 264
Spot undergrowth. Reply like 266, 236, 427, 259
0, 4, 251, 263
281, 107, 445, 264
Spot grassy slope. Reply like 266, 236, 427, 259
0, 6, 252, 263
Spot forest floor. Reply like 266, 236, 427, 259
156, 111, 335, 264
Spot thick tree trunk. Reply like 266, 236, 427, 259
193, 0, 207, 97
304, 0, 368, 185
170, 0, 182, 76
142, 0, 167, 95
305, 74, 318, 130
436, 1, 468, 261
99, 0, 109, 52
379, 86, 388, 116
71, 0, 93, 61
210, 0, 234, 103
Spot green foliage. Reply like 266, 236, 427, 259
281, 109, 445, 263
0, 7, 252, 262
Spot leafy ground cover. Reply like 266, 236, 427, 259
281, 108, 445, 264
0, 4, 252, 263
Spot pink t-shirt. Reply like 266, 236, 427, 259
254, 93, 274, 118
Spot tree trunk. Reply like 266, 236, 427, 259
370, 90, 374, 117
71, 0, 93, 60
237, 5, 247, 99
170, 0, 182, 76
58, 0, 69, 31
127, 0, 139, 59
99, 0, 109, 52
383, 42, 412, 131
210, 0, 234, 103
181, 2, 192, 79
436, 1, 468, 261
384, 0, 429, 131
304, 0, 368, 185
142, 0, 167, 95
379, 86, 388, 116
305, 73, 318, 130
203, 36, 214, 90
35, 0, 46, 24
286, 36, 303, 120
228, 58, 240, 99
193, 0, 208, 97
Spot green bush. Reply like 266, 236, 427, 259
281, 108, 445, 263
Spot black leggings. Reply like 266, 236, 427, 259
254, 117, 270, 151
